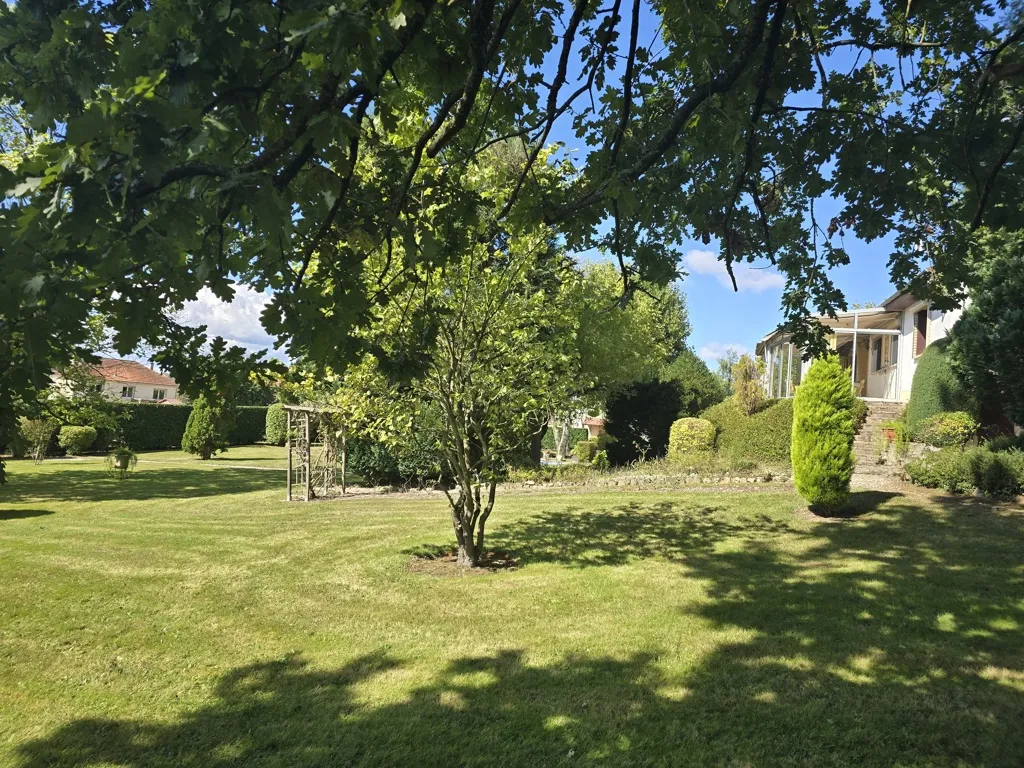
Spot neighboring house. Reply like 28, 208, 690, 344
755, 290, 964, 404
54, 358, 180, 403
583, 416, 606, 439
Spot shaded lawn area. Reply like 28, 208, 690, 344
1, 460, 1022, 767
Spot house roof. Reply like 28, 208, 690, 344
754, 288, 931, 356
89, 358, 176, 387
583, 416, 605, 426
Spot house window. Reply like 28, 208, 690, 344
890, 335, 899, 367
873, 338, 883, 371
94, 383, 104, 393
152, 388, 166, 400
121, 386, 135, 399
914, 309, 928, 356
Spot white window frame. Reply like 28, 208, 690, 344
121, 386, 135, 399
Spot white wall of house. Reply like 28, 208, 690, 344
97, 380, 177, 402
895, 301, 964, 402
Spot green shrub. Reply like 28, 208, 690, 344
701, 398, 794, 463
791, 356, 855, 513
181, 395, 229, 460
852, 398, 869, 429
57, 425, 97, 455
905, 338, 977, 437
906, 446, 1024, 498
19, 417, 57, 462
265, 404, 288, 445
541, 426, 587, 451
575, 439, 598, 463
605, 379, 683, 465
229, 406, 268, 445
905, 449, 975, 493
916, 411, 979, 448
592, 450, 610, 471
987, 434, 1024, 452
117, 403, 192, 451
668, 417, 716, 458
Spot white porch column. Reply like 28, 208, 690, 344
850, 313, 859, 394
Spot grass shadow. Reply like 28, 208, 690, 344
806, 489, 903, 519
485, 499, 796, 567
0, 467, 282, 504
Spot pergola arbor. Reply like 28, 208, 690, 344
282, 405, 347, 502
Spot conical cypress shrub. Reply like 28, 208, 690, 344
791, 355, 856, 513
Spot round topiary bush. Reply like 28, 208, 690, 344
791, 356, 856, 513
57, 425, 97, 455
905, 338, 977, 438
265, 403, 288, 445
668, 417, 716, 459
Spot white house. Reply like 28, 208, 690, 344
755, 290, 964, 404
54, 358, 180, 403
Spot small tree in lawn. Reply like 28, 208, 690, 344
791, 355, 856, 513
181, 394, 228, 460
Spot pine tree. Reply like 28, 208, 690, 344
791, 356, 856, 513
181, 395, 228, 460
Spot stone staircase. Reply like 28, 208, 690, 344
853, 401, 904, 475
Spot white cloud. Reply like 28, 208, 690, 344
181, 285, 284, 358
697, 342, 750, 364
682, 249, 784, 293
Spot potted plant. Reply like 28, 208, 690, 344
105, 447, 138, 480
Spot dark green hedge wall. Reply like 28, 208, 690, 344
230, 406, 269, 446
905, 338, 977, 437
117, 403, 193, 451
701, 398, 794, 463
114, 403, 267, 451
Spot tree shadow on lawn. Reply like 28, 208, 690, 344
0, 467, 283, 504
0, 508, 55, 521
18, 494, 1024, 766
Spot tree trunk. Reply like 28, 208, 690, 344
446, 480, 496, 568
555, 419, 571, 461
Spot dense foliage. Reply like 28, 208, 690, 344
906, 446, 1024, 499
948, 242, 1024, 425
117, 403, 193, 452
230, 406, 270, 446
19, 417, 55, 462
604, 380, 684, 465
791, 357, 855, 513
264, 404, 288, 446
660, 348, 726, 416
916, 411, 980, 448
56, 425, 97, 455
6, 0, 1024, 483
701, 398, 794, 464
541, 426, 587, 451
668, 418, 716, 459
731, 355, 766, 416
181, 395, 230, 460
905, 339, 977, 438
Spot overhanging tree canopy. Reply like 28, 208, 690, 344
4, 0, 1024, 481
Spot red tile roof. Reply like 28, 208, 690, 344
583, 416, 605, 426
89, 358, 176, 387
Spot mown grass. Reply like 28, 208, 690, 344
1, 456, 1022, 767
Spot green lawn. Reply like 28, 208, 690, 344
1, 457, 1022, 767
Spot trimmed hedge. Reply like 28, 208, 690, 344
905, 338, 977, 437
668, 418, 716, 458
265, 403, 288, 445
113, 402, 268, 451
117, 403, 193, 451
576, 439, 598, 463
230, 406, 269, 445
701, 398, 794, 463
541, 426, 588, 451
